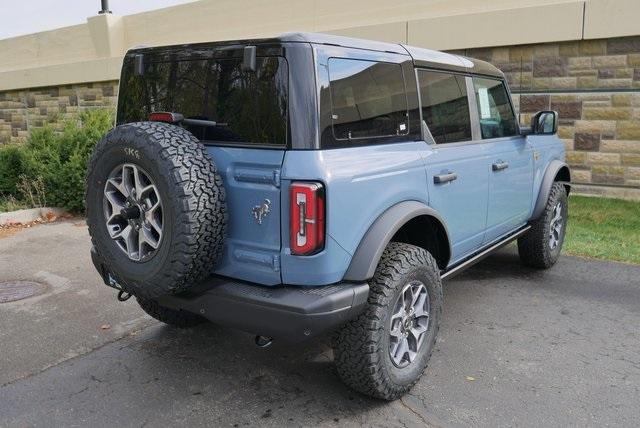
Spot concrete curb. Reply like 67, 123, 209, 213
0, 207, 67, 226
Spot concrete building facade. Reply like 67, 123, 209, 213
0, 0, 638, 197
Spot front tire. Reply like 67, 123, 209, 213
333, 243, 443, 400
518, 182, 568, 269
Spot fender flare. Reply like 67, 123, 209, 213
532, 160, 571, 220
343, 201, 452, 282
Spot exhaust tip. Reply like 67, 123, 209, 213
255, 335, 273, 348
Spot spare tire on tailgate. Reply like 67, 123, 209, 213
86, 122, 227, 299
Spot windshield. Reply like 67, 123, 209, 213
117, 54, 288, 146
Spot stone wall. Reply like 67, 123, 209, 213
453, 36, 640, 190
0, 81, 118, 144
1, 35, 639, 194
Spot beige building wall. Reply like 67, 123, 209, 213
0, 0, 639, 91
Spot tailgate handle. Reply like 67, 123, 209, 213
434, 172, 457, 184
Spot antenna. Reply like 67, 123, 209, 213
99, 0, 112, 14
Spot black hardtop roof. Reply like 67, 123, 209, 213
128, 32, 503, 78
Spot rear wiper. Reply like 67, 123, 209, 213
182, 118, 227, 127
148, 112, 226, 127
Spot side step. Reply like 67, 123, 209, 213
441, 225, 531, 281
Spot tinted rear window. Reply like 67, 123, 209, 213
328, 58, 409, 141
118, 56, 288, 146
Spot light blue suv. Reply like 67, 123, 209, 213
86, 33, 571, 400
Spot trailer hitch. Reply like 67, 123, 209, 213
117, 290, 132, 302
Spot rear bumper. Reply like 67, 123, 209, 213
158, 277, 369, 342
91, 247, 369, 342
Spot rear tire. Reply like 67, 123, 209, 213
137, 298, 205, 328
333, 242, 442, 400
518, 182, 568, 269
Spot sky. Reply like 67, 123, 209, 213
0, 0, 198, 40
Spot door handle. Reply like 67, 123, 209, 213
434, 172, 457, 184
492, 161, 509, 171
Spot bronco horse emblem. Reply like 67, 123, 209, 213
252, 199, 271, 224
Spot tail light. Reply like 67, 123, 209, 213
290, 182, 325, 256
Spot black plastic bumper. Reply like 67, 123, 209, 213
157, 278, 369, 342
91, 247, 369, 342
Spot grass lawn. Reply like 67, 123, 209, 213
565, 195, 640, 264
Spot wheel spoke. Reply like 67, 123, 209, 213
410, 323, 428, 339
410, 283, 421, 307
133, 166, 145, 198
104, 190, 125, 213
393, 338, 409, 366
106, 177, 129, 199
122, 165, 136, 196
113, 225, 137, 259
141, 226, 160, 250
390, 324, 403, 340
391, 305, 405, 323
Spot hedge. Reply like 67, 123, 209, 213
0, 109, 114, 213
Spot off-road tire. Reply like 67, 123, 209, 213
86, 122, 227, 300
518, 182, 568, 269
137, 297, 205, 328
333, 242, 443, 400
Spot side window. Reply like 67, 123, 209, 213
327, 58, 408, 140
473, 77, 518, 139
417, 70, 472, 144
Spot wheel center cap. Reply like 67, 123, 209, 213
120, 205, 141, 220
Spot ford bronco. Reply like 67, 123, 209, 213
86, 33, 570, 400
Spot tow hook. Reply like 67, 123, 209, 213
117, 290, 132, 302
255, 335, 273, 348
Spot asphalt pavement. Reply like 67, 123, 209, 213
1, 220, 639, 427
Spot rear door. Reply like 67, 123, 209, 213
417, 70, 490, 263
470, 77, 534, 242
117, 50, 289, 285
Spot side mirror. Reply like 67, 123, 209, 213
531, 110, 558, 135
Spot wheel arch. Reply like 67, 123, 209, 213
343, 201, 452, 282
532, 160, 571, 220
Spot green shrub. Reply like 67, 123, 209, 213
0, 145, 27, 195
0, 108, 114, 213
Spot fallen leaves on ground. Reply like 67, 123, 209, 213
0, 213, 74, 239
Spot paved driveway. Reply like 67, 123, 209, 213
1, 220, 639, 427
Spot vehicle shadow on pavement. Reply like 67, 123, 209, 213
106, 321, 401, 425
450, 245, 548, 283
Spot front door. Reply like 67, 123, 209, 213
417, 70, 490, 264
471, 77, 534, 243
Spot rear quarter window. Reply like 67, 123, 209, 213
321, 58, 409, 147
